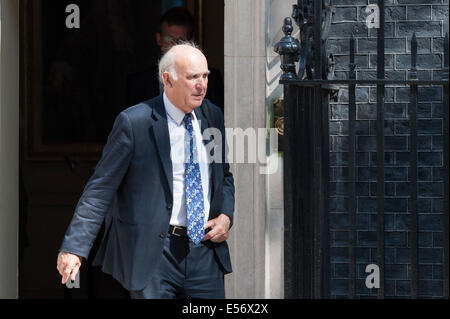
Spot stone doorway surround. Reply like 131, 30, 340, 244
0, 0, 20, 299
224, 0, 284, 299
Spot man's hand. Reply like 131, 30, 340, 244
202, 213, 231, 243
57, 251, 82, 285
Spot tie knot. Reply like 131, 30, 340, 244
184, 113, 193, 125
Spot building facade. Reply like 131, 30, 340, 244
0, 0, 448, 299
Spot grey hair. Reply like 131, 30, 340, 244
159, 50, 177, 83
158, 41, 203, 83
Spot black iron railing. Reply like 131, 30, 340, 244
276, 0, 449, 299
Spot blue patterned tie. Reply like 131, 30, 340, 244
184, 113, 205, 245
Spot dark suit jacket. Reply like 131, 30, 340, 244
60, 95, 235, 291
126, 65, 224, 112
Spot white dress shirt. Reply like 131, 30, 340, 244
163, 93, 211, 227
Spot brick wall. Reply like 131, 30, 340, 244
327, 0, 448, 298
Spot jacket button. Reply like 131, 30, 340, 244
167, 203, 173, 209
160, 232, 166, 238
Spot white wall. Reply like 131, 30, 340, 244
224, 0, 293, 299
263, 0, 300, 299
224, 0, 267, 299
0, 0, 19, 299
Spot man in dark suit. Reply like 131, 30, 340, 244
126, 7, 224, 111
57, 43, 234, 299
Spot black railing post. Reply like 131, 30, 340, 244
376, 0, 386, 299
276, 1, 334, 298
443, 32, 449, 300
283, 82, 299, 299
348, 35, 357, 299
313, 0, 323, 299
274, 17, 301, 299
409, 33, 419, 299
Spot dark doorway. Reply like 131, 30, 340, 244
19, 0, 224, 299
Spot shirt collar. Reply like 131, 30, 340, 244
163, 93, 197, 126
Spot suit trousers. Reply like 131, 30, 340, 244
129, 233, 225, 299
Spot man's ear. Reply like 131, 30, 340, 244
156, 32, 162, 47
162, 73, 172, 88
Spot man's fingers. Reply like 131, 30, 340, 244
61, 270, 70, 284
202, 226, 228, 243
201, 215, 231, 243
70, 265, 80, 281
201, 230, 213, 242
57, 252, 82, 285
202, 225, 221, 241
61, 262, 78, 284
202, 220, 216, 241
210, 232, 228, 243
56, 257, 64, 274
204, 220, 215, 230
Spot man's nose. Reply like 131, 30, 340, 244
195, 77, 207, 90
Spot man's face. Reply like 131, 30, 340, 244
164, 47, 209, 113
156, 22, 190, 53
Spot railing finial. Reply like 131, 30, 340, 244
409, 33, 418, 80
274, 18, 301, 81
283, 17, 294, 36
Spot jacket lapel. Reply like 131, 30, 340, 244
194, 104, 209, 136
150, 95, 173, 197
195, 103, 221, 217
